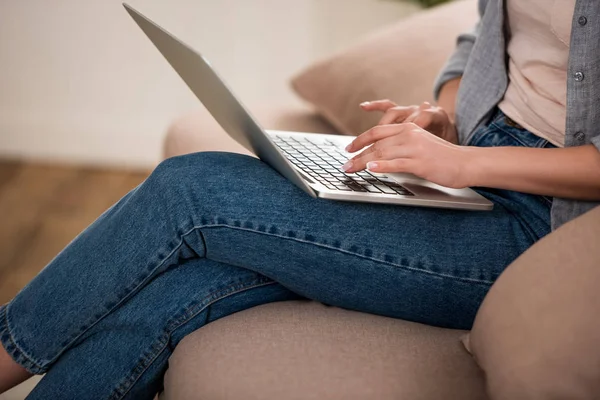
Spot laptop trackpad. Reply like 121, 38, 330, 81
404, 183, 451, 198
386, 173, 471, 199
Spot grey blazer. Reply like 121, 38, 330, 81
434, 0, 600, 229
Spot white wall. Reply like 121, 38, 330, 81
0, 0, 417, 169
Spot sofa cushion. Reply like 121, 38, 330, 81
467, 206, 600, 399
161, 301, 486, 400
290, 0, 478, 136
163, 104, 337, 159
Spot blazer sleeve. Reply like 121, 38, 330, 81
433, 0, 487, 100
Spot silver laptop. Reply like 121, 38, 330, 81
124, 4, 493, 211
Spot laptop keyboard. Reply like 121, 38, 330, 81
270, 135, 414, 196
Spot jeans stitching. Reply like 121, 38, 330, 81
489, 121, 549, 149
0, 305, 45, 373
35, 223, 208, 372
8, 215, 491, 383
110, 221, 496, 400
198, 224, 495, 286
467, 110, 550, 150
465, 124, 491, 147
491, 111, 507, 125
111, 280, 278, 400
164, 276, 274, 333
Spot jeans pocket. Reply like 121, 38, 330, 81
542, 196, 554, 206
492, 121, 550, 148
470, 110, 551, 149
467, 122, 532, 148
465, 124, 494, 147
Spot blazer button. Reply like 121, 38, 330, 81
575, 131, 586, 143
574, 71, 585, 82
578, 16, 588, 26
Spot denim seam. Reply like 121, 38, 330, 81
198, 224, 495, 286
111, 279, 278, 400
465, 124, 489, 147
491, 111, 507, 125
18, 223, 213, 372
0, 305, 45, 374
490, 121, 549, 149
4, 217, 491, 379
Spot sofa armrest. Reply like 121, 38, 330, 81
467, 205, 600, 399
163, 104, 336, 159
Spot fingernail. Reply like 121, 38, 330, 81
342, 161, 353, 172
366, 162, 378, 170
345, 144, 352, 152
360, 101, 371, 107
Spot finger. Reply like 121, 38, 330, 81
359, 99, 397, 112
403, 112, 419, 124
411, 110, 434, 129
405, 102, 434, 125
346, 124, 408, 153
366, 158, 414, 174
379, 100, 433, 126
378, 106, 418, 125
345, 142, 411, 173
343, 146, 388, 173
350, 131, 410, 162
351, 145, 376, 162
348, 145, 378, 165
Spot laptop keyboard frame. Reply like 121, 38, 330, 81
271, 134, 414, 196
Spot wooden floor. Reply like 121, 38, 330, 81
0, 160, 149, 304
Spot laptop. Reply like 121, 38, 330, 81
123, 4, 493, 211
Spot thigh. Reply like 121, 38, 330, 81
160, 152, 550, 329
27, 258, 302, 400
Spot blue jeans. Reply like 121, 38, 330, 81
1, 110, 553, 399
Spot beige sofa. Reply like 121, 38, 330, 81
159, 2, 600, 399
159, 3, 487, 399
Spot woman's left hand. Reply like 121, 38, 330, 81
343, 122, 473, 189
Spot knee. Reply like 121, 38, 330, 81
154, 151, 256, 174
147, 152, 258, 192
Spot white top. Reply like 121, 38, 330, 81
498, 0, 576, 147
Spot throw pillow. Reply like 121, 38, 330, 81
290, 0, 478, 135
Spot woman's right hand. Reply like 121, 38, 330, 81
360, 100, 459, 145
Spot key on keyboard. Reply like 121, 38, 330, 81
270, 135, 414, 196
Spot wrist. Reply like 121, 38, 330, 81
444, 122, 459, 145
460, 146, 486, 188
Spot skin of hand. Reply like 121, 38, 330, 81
343, 123, 600, 199
343, 122, 470, 189
344, 91, 464, 188
360, 99, 459, 145
342, 74, 600, 199
344, 118, 600, 201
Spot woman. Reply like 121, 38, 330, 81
2, 0, 600, 398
